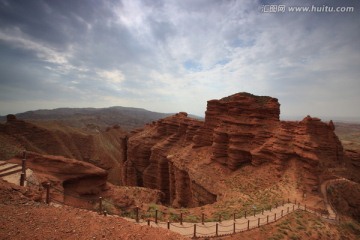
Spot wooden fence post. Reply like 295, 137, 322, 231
233, 212, 236, 221
99, 197, 103, 214
247, 220, 250, 230
216, 223, 218, 236
21, 151, 26, 186
233, 222, 236, 233
167, 221, 170, 229
267, 215, 269, 224
193, 224, 197, 238
155, 210, 158, 224
202, 213, 204, 225
20, 173, 25, 187
45, 182, 51, 204
135, 207, 139, 223
258, 218, 260, 227
180, 213, 183, 225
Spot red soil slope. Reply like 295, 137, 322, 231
0, 179, 186, 240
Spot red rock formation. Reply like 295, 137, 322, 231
0, 115, 127, 185
9, 151, 108, 205
123, 92, 345, 207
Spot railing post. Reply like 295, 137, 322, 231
258, 218, 260, 227
202, 213, 204, 225
21, 151, 26, 183
216, 223, 218, 236
233, 222, 236, 234
135, 206, 139, 223
167, 221, 170, 229
247, 220, 250, 230
180, 213, 183, 225
233, 212, 236, 221
20, 173, 25, 187
155, 210, 158, 224
193, 224, 196, 238
45, 182, 51, 204
147, 219, 150, 226
99, 197, 103, 214
267, 215, 269, 224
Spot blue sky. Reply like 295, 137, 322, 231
0, 0, 359, 120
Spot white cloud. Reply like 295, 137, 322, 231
97, 69, 125, 84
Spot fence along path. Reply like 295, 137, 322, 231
10, 153, 338, 239
124, 201, 336, 238
25, 174, 336, 238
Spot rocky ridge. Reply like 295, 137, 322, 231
123, 92, 345, 207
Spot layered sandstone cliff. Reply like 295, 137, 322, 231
123, 92, 345, 207
0, 115, 127, 184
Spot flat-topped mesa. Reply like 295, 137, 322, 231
193, 92, 281, 170
194, 92, 280, 148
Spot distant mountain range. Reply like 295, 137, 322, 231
0, 106, 175, 131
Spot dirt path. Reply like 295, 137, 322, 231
125, 202, 328, 238
320, 177, 357, 221
320, 180, 337, 219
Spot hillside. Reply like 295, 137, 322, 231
0, 106, 171, 131
1, 92, 360, 239
0, 115, 127, 184
0, 179, 186, 240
